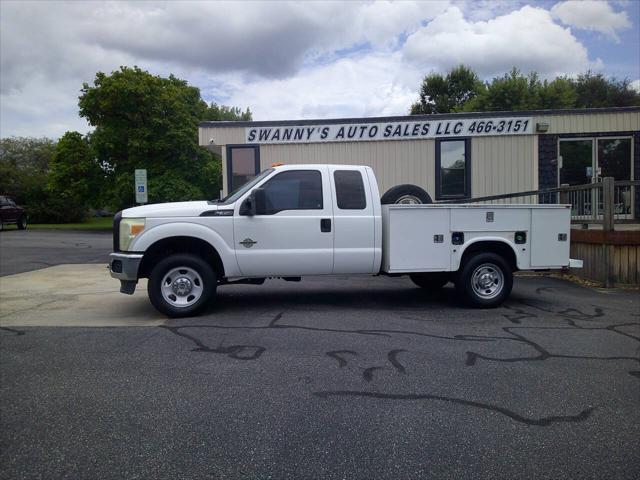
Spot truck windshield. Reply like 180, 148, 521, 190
217, 168, 274, 205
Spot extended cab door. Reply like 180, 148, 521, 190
329, 166, 377, 274
233, 167, 334, 276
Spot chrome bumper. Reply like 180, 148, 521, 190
109, 252, 143, 281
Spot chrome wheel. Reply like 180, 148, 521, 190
160, 266, 204, 308
471, 263, 504, 299
395, 194, 422, 205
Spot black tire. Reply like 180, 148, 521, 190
17, 216, 27, 230
148, 254, 217, 318
455, 252, 513, 308
410, 272, 449, 290
381, 184, 432, 205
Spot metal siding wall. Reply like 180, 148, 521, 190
200, 126, 245, 146
471, 136, 536, 200
534, 112, 640, 134
260, 140, 436, 196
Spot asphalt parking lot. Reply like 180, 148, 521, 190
1, 231, 639, 479
0, 230, 111, 276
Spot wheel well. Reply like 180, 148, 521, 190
138, 236, 225, 278
460, 241, 517, 271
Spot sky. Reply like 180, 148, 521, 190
1, 0, 638, 138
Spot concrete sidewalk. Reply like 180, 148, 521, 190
0, 264, 164, 327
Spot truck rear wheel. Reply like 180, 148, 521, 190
455, 252, 512, 308
409, 272, 449, 290
148, 254, 216, 318
381, 184, 432, 205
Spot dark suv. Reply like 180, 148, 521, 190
0, 196, 27, 231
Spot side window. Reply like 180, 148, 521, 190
436, 138, 470, 199
0, 197, 7, 206
261, 170, 323, 214
334, 170, 366, 210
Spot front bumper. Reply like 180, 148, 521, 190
109, 252, 143, 281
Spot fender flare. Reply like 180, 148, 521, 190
130, 221, 240, 277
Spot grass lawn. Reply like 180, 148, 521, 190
26, 216, 113, 231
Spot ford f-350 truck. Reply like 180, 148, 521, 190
109, 164, 581, 317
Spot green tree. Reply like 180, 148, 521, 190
573, 72, 640, 108
538, 77, 578, 109
203, 103, 252, 121
78, 66, 250, 209
0, 137, 56, 222
79, 66, 211, 209
464, 68, 543, 112
47, 131, 101, 222
410, 65, 484, 114
411, 66, 639, 113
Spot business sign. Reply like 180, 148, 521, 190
246, 117, 533, 145
135, 169, 148, 204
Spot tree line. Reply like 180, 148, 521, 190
410, 66, 640, 115
0, 67, 251, 223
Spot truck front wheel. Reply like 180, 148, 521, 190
148, 254, 217, 318
455, 253, 512, 308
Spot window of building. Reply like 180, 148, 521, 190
436, 139, 470, 199
334, 170, 366, 209
261, 170, 323, 214
227, 145, 260, 193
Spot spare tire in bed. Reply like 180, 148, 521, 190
380, 184, 433, 205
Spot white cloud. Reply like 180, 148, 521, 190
403, 5, 598, 79
210, 52, 421, 121
631, 79, 640, 93
551, 0, 631, 42
0, 0, 626, 137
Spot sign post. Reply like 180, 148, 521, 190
135, 169, 148, 204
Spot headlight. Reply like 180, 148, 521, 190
119, 218, 145, 251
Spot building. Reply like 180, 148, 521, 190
199, 106, 639, 219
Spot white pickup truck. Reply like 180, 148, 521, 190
109, 164, 581, 317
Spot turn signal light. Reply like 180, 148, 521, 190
270, 162, 285, 167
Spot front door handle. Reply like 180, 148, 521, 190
320, 218, 331, 232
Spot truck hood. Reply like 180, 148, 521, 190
122, 201, 219, 218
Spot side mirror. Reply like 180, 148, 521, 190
239, 195, 254, 216
239, 188, 267, 216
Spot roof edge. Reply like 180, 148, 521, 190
199, 106, 640, 129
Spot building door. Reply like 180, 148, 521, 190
559, 139, 593, 186
559, 139, 594, 218
227, 145, 260, 195
559, 137, 634, 219
597, 138, 633, 217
